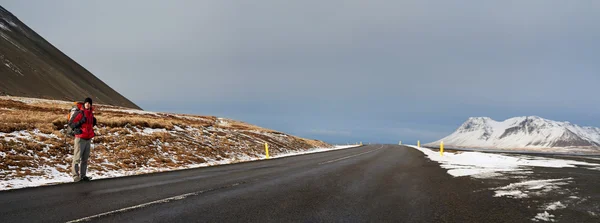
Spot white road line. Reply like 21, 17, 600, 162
319, 145, 384, 165
65, 182, 243, 223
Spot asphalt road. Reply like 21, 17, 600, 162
0, 145, 537, 222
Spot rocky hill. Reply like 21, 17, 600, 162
0, 5, 140, 109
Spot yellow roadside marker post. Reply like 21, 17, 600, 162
360, 141, 363, 146
440, 141, 444, 156
399, 141, 402, 145
417, 140, 420, 147
265, 143, 270, 159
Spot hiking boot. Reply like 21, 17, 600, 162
73, 176, 81, 182
81, 176, 92, 182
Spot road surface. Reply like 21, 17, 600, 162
0, 145, 537, 222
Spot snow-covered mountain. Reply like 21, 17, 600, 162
426, 116, 600, 151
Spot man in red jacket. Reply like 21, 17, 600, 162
69, 97, 97, 182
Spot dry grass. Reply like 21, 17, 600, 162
98, 116, 176, 130
0, 109, 63, 133
0, 96, 332, 178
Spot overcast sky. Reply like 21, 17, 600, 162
3, 1, 600, 144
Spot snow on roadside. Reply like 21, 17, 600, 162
532, 212, 556, 222
493, 178, 572, 199
545, 201, 567, 210
273, 145, 359, 159
0, 145, 360, 191
407, 145, 600, 178
407, 145, 599, 221
0, 166, 73, 190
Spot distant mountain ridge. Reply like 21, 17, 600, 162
0, 5, 140, 109
426, 116, 600, 151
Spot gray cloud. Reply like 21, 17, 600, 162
3, 0, 600, 143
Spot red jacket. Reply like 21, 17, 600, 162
72, 103, 95, 140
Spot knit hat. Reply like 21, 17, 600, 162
84, 97, 93, 105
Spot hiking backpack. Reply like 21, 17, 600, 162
66, 102, 83, 137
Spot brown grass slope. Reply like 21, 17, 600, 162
0, 5, 140, 109
0, 97, 331, 182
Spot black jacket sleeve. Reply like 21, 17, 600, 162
93, 117, 97, 127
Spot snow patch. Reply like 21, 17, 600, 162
494, 190, 529, 199
1, 129, 59, 142
3, 60, 23, 76
545, 201, 567, 211
217, 118, 231, 127
0, 22, 9, 31
5, 19, 17, 27
532, 211, 555, 222
587, 166, 600, 171
141, 128, 167, 135
493, 178, 571, 199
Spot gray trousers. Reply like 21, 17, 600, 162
72, 137, 91, 179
